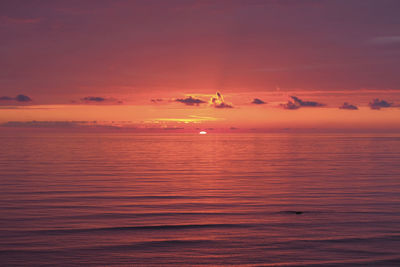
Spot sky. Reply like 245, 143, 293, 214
1, 0, 400, 132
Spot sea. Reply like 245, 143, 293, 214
1, 131, 400, 266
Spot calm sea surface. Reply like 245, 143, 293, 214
1, 132, 400, 266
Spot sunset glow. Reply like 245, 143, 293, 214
2, 1, 400, 266
1, 1, 399, 132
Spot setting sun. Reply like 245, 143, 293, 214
1, 1, 400, 266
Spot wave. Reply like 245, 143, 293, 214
0, 239, 217, 254
30, 223, 255, 235
263, 256, 400, 266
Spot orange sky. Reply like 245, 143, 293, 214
1, 1, 400, 132
1, 90, 400, 132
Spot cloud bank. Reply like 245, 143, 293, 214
175, 96, 206, 106
369, 99, 394, 110
290, 96, 325, 107
1, 121, 94, 128
281, 96, 324, 110
82, 96, 106, 102
252, 98, 266, 105
0, 94, 32, 102
339, 102, 358, 110
80, 96, 123, 104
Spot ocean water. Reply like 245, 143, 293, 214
1, 132, 400, 266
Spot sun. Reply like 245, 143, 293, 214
199, 131, 207, 135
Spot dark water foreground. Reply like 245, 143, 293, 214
1, 132, 400, 266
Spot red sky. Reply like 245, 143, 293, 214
1, 0, 400, 131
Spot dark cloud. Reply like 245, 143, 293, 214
210, 92, 233, 109
15, 94, 32, 102
281, 101, 300, 110
369, 98, 393, 110
0, 96, 14, 101
0, 121, 132, 130
175, 96, 206, 106
339, 102, 358, 110
281, 96, 325, 110
0, 94, 32, 102
290, 96, 325, 107
79, 96, 123, 104
214, 102, 233, 109
252, 98, 266, 105
82, 96, 106, 102
151, 98, 163, 103
0, 121, 93, 128
0, 106, 53, 110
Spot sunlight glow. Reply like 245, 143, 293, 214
199, 131, 207, 135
